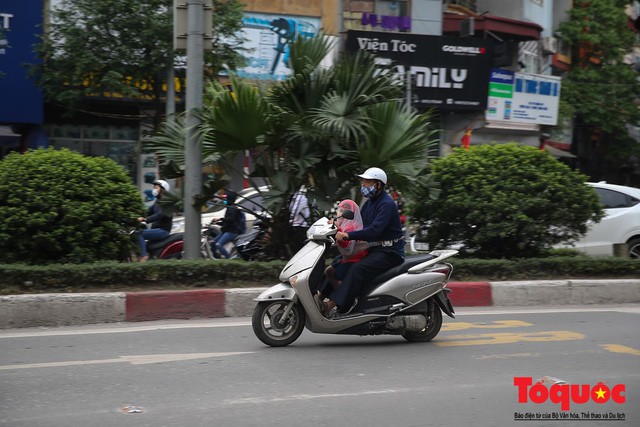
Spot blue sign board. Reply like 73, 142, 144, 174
0, 0, 43, 124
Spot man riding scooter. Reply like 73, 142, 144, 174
251, 169, 457, 346
135, 180, 173, 262
320, 167, 405, 317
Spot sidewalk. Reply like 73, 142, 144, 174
1, 279, 639, 329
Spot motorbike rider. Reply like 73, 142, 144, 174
211, 190, 246, 259
325, 167, 405, 316
136, 180, 173, 262
314, 199, 369, 311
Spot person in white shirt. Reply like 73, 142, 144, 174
288, 189, 310, 253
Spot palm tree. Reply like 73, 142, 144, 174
147, 34, 438, 258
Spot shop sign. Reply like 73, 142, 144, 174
345, 30, 493, 111
486, 68, 561, 125
0, 0, 43, 124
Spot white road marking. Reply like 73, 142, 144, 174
0, 306, 637, 339
223, 388, 413, 405
0, 352, 254, 371
0, 320, 252, 339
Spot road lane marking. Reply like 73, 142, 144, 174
223, 388, 413, 405
474, 352, 541, 360
0, 306, 637, 339
601, 344, 640, 356
0, 321, 252, 339
435, 330, 585, 347
442, 320, 533, 331
0, 352, 254, 371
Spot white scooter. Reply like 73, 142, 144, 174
251, 211, 458, 347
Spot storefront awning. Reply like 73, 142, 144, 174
443, 12, 542, 42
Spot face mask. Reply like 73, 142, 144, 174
152, 188, 160, 197
361, 185, 377, 199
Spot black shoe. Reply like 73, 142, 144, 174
340, 298, 358, 315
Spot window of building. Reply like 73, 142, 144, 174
446, 0, 477, 10
46, 124, 139, 183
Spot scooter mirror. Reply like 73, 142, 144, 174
340, 209, 355, 220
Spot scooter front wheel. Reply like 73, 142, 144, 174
402, 303, 443, 343
252, 301, 306, 347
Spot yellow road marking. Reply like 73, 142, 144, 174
601, 344, 640, 356
436, 330, 585, 347
443, 320, 533, 331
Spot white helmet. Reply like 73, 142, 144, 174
153, 179, 171, 192
357, 167, 387, 185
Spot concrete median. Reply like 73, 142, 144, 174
1, 280, 639, 329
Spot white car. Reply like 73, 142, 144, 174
561, 182, 640, 258
171, 186, 269, 234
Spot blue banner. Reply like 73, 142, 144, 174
0, 0, 43, 124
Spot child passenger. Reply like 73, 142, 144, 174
314, 199, 368, 315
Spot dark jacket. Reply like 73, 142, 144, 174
220, 205, 246, 235
145, 202, 172, 232
347, 192, 404, 258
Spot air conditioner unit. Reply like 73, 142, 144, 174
541, 37, 558, 55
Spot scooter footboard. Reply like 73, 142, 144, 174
254, 283, 297, 302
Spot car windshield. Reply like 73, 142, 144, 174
237, 193, 266, 213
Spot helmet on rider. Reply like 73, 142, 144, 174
356, 167, 387, 185
153, 180, 171, 192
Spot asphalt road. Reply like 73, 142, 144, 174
1, 305, 638, 427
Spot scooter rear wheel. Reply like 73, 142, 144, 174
252, 301, 306, 347
402, 304, 442, 343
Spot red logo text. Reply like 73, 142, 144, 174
514, 377, 626, 411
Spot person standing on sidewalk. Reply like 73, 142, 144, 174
288, 188, 310, 253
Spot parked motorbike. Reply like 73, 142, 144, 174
202, 214, 272, 261
251, 211, 458, 347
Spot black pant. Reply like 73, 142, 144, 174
330, 250, 404, 312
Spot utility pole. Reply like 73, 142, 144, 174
183, 0, 205, 259
173, 0, 213, 259
166, 6, 175, 124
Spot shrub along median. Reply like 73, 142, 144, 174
0, 256, 638, 295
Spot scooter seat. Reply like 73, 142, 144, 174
147, 232, 184, 252
368, 254, 435, 287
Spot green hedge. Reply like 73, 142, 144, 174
412, 144, 604, 259
0, 257, 637, 295
0, 148, 143, 264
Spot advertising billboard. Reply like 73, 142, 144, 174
344, 30, 493, 110
235, 13, 320, 81
486, 68, 561, 126
0, 0, 43, 124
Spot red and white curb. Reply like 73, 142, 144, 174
1, 280, 639, 329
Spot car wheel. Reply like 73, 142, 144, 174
628, 238, 640, 260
